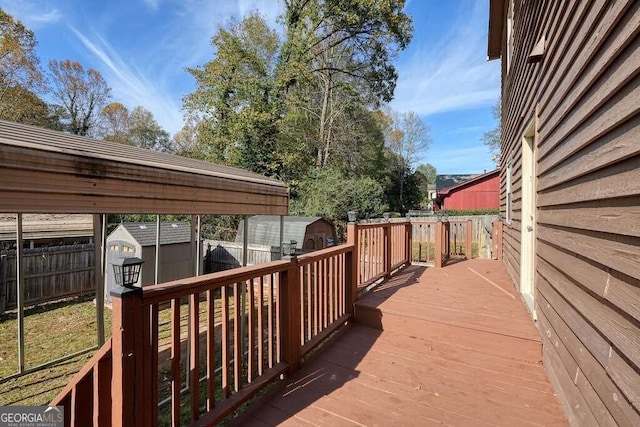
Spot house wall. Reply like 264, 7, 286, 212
441, 175, 500, 210
499, 1, 640, 425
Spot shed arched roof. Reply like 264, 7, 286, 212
0, 120, 289, 215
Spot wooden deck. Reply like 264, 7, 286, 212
233, 259, 567, 426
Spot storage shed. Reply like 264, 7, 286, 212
237, 216, 336, 254
106, 222, 196, 297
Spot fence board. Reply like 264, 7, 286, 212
0, 244, 95, 312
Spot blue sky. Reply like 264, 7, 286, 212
0, 0, 500, 174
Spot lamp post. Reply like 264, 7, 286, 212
112, 257, 144, 288
282, 240, 298, 257
347, 211, 358, 224
383, 212, 390, 222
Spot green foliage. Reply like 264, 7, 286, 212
0, 85, 62, 130
184, 13, 281, 176
100, 103, 172, 151
290, 168, 387, 222
416, 163, 436, 184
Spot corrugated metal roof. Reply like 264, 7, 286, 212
236, 216, 324, 249
119, 222, 192, 246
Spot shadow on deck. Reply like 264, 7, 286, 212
233, 259, 567, 426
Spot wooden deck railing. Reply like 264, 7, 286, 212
347, 221, 412, 290
52, 221, 421, 426
51, 339, 113, 427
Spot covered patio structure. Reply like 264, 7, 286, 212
0, 118, 288, 379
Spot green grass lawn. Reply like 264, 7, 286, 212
0, 297, 112, 405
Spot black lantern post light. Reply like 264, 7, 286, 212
282, 240, 298, 257
112, 257, 144, 288
347, 211, 358, 223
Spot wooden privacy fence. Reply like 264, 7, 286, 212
0, 244, 95, 313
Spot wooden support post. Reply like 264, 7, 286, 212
434, 221, 443, 269
466, 220, 473, 260
492, 221, 503, 260
111, 287, 150, 427
405, 221, 412, 266
279, 256, 301, 374
383, 224, 391, 279
346, 223, 359, 306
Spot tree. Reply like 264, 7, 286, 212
483, 100, 501, 166
278, 0, 413, 169
383, 109, 430, 212
49, 59, 111, 136
100, 103, 173, 152
100, 102, 130, 144
416, 163, 436, 208
0, 8, 46, 120
184, 13, 281, 175
0, 85, 62, 129
416, 163, 436, 184
291, 167, 387, 222
127, 106, 172, 152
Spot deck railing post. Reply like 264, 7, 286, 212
492, 221, 503, 260
466, 220, 473, 260
435, 221, 443, 269
384, 224, 391, 279
110, 286, 150, 427
346, 223, 359, 302
344, 247, 356, 315
405, 221, 412, 266
279, 256, 301, 374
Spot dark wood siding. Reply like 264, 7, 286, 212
500, 0, 640, 425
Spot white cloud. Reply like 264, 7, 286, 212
391, 0, 500, 117
70, 26, 184, 134
0, 0, 61, 28
142, 0, 160, 11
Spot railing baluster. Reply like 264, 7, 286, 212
322, 257, 328, 328
170, 298, 181, 427
257, 276, 264, 376
306, 265, 312, 342
206, 290, 215, 411
299, 265, 304, 344
189, 292, 201, 421
248, 278, 255, 383
275, 273, 281, 363
267, 274, 274, 368
149, 304, 159, 427
221, 285, 230, 398
233, 282, 242, 393
313, 261, 319, 337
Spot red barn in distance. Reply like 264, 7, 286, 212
434, 169, 500, 211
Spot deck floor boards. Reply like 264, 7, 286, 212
233, 259, 567, 426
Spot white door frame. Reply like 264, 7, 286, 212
520, 120, 537, 318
